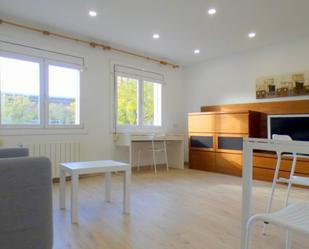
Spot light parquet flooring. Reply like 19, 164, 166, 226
52, 168, 309, 249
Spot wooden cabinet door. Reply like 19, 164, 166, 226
190, 134, 214, 151
189, 150, 216, 171
215, 113, 249, 134
215, 152, 242, 176
253, 154, 309, 175
253, 167, 289, 181
216, 134, 248, 152
188, 114, 215, 133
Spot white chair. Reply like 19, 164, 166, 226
263, 134, 309, 235
245, 203, 309, 249
137, 133, 169, 173
245, 134, 309, 249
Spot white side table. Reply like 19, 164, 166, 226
59, 160, 131, 224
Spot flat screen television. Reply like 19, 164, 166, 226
268, 114, 309, 141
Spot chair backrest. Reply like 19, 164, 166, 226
151, 133, 167, 149
272, 134, 296, 158
151, 133, 166, 140
272, 134, 293, 141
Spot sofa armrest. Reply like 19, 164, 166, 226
0, 157, 53, 249
0, 147, 29, 158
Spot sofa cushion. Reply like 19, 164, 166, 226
0, 157, 53, 249
0, 148, 29, 158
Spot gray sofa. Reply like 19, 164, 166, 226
0, 148, 53, 249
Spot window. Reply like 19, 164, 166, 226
0, 52, 81, 128
115, 65, 163, 129
143, 81, 162, 126
117, 76, 138, 126
48, 65, 80, 125
0, 56, 40, 125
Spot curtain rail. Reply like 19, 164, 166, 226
0, 18, 179, 69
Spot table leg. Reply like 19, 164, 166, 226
241, 144, 253, 249
59, 167, 66, 209
123, 168, 131, 214
179, 140, 185, 169
105, 172, 112, 202
129, 141, 133, 168
71, 174, 79, 224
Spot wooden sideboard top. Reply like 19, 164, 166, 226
200, 99, 309, 114
188, 110, 262, 116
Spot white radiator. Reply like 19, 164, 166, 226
23, 141, 80, 178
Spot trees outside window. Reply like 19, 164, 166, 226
117, 76, 138, 125
143, 81, 161, 126
116, 74, 162, 129
0, 54, 81, 127
48, 65, 80, 125
0, 56, 40, 125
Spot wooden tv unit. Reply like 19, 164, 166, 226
188, 100, 309, 181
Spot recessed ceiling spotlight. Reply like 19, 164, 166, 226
208, 8, 217, 15
153, 33, 160, 39
248, 32, 256, 38
89, 10, 97, 17
194, 49, 200, 54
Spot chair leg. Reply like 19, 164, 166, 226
263, 153, 282, 235
244, 218, 254, 249
137, 150, 141, 171
164, 141, 169, 171
285, 154, 297, 207
285, 230, 292, 249
152, 150, 157, 174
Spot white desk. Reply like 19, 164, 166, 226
241, 138, 309, 249
59, 160, 131, 224
114, 133, 184, 169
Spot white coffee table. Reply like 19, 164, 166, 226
59, 160, 131, 224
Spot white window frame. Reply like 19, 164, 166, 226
114, 70, 163, 132
0, 51, 82, 129
45, 60, 82, 129
142, 80, 162, 127
0, 51, 44, 129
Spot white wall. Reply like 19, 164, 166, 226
3, 26, 309, 165
0, 26, 187, 164
184, 36, 309, 113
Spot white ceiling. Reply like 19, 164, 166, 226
1, 0, 309, 66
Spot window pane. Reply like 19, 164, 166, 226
143, 81, 162, 126
48, 65, 80, 125
0, 56, 40, 125
117, 76, 138, 125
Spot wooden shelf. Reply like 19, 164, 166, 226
188, 110, 266, 176
188, 100, 309, 182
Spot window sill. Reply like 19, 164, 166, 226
0, 126, 88, 136
115, 125, 163, 134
